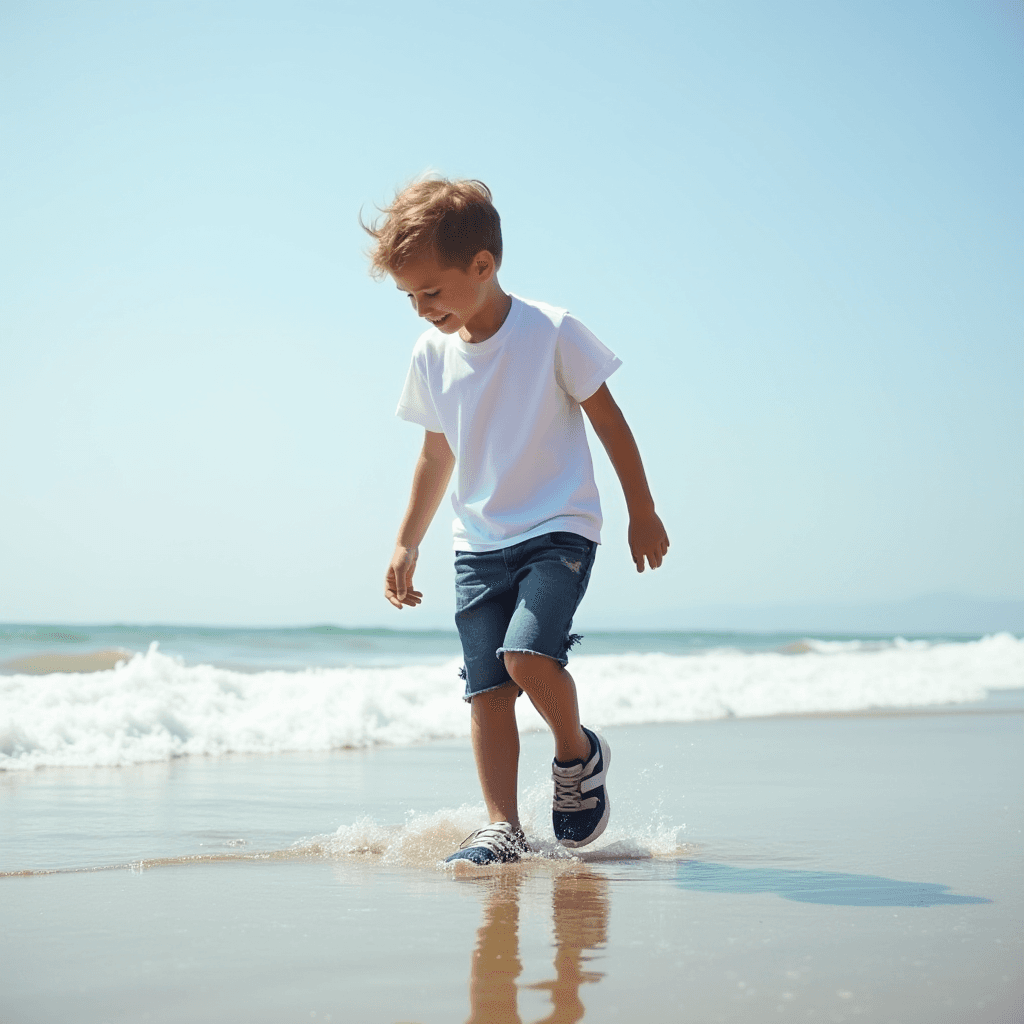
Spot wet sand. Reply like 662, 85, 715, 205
2, 698, 1022, 1022
1, 648, 135, 674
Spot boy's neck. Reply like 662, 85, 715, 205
460, 286, 513, 345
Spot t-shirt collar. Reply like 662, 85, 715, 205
454, 294, 522, 353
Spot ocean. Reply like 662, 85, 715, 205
2, 623, 1021, 772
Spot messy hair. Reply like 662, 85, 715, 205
362, 177, 502, 281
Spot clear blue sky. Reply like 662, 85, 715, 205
1, 1, 1021, 628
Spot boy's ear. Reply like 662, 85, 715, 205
471, 250, 496, 281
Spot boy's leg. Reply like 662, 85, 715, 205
470, 681, 522, 828
503, 651, 590, 763
506, 648, 611, 847
495, 534, 609, 849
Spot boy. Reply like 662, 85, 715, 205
365, 178, 669, 865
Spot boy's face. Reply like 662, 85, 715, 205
391, 252, 493, 337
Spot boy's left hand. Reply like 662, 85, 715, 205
628, 511, 669, 572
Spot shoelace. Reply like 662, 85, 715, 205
552, 765, 585, 812
458, 823, 525, 854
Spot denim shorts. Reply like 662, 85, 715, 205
454, 531, 597, 702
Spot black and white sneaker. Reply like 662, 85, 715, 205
445, 822, 529, 865
552, 727, 611, 848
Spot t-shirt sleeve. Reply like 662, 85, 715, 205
554, 314, 623, 402
396, 348, 444, 432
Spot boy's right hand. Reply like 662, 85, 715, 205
385, 545, 423, 609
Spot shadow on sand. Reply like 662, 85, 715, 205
676, 860, 991, 907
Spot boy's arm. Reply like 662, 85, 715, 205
386, 430, 456, 609
581, 383, 669, 572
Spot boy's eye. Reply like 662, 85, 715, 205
425, 290, 440, 298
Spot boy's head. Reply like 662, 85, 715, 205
363, 177, 502, 282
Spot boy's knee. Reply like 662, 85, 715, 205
503, 650, 560, 684
471, 680, 520, 714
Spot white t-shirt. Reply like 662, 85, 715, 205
396, 294, 622, 551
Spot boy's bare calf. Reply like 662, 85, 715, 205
504, 652, 591, 764
470, 682, 522, 828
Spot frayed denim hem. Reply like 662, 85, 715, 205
497, 634, 584, 663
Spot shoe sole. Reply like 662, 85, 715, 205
557, 731, 611, 849
444, 849, 522, 865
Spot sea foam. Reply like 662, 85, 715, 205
1, 634, 1021, 771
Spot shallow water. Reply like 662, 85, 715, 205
3, 696, 1020, 879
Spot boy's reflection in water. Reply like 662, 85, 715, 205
464, 867, 610, 1024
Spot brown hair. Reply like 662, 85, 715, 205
362, 177, 502, 280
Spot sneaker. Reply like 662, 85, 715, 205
445, 822, 529, 865
552, 727, 611, 848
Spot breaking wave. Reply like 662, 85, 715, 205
1, 633, 1020, 771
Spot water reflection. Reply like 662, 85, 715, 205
464, 868, 610, 1024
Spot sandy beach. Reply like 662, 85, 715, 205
1, 648, 136, 675
2, 689, 1021, 1023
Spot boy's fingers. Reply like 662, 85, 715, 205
386, 569, 406, 606
633, 544, 669, 571
386, 570, 422, 608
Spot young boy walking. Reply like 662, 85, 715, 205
365, 178, 669, 865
